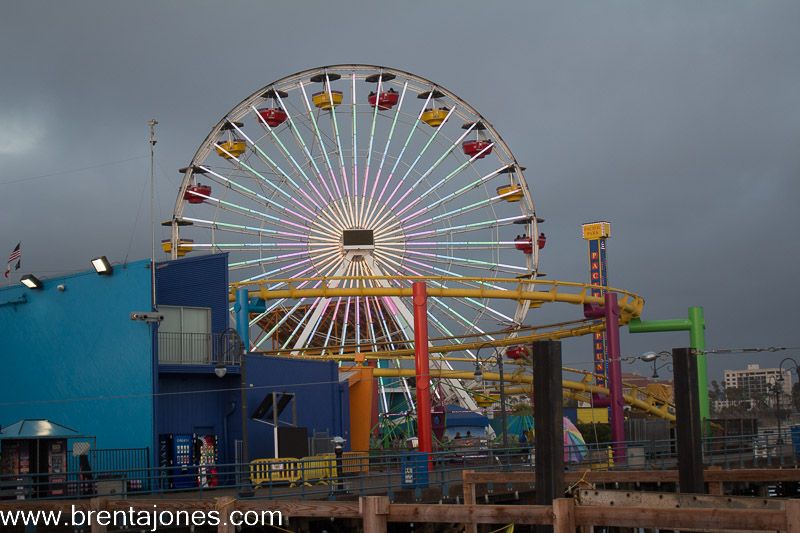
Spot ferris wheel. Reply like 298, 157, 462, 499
170, 65, 543, 412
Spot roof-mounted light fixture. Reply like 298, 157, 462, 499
91, 256, 113, 275
20, 274, 43, 290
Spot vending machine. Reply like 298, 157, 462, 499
47, 440, 67, 497
195, 435, 219, 488
157, 434, 173, 490
171, 434, 196, 489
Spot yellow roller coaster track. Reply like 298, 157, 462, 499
230, 276, 675, 422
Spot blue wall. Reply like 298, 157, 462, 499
0, 260, 154, 451
157, 374, 241, 464
155, 253, 229, 334
245, 356, 350, 459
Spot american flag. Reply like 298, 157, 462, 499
5, 242, 21, 278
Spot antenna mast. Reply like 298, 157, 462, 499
148, 119, 158, 309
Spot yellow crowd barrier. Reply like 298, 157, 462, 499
250, 458, 300, 485
251, 452, 371, 487
297, 455, 336, 484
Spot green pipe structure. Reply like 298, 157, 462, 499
628, 306, 708, 431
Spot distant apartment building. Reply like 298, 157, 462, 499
716, 364, 792, 410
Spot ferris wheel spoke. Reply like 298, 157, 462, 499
362, 90, 433, 228
351, 73, 362, 226
383, 240, 517, 250
374, 257, 483, 366
325, 76, 356, 226
374, 248, 508, 291
182, 217, 313, 242
252, 254, 344, 350
401, 249, 526, 274
403, 215, 527, 240
374, 250, 512, 325
391, 156, 502, 227
380, 125, 478, 226
297, 82, 354, 227
195, 165, 320, 230
364, 81, 409, 226
320, 297, 342, 356
397, 170, 513, 230
273, 91, 342, 213
364, 106, 456, 229
230, 247, 337, 273
231, 118, 326, 213
402, 194, 511, 233
250, 105, 330, 208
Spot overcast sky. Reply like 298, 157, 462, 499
1, 1, 799, 382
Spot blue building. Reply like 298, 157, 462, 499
0, 253, 349, 487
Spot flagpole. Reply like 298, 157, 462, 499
148, 119, 158, 309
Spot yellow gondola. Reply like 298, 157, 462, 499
161, 239, 194, 257
496, 184, 524, 202
215, 140, 246, 159
474, 394, 499, 408
312, 90, 343, 110
420, 108, 449, 127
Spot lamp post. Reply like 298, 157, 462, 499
774, 379, 784, 446
474, 343, 508, 450
640, 351, 673, 379
775, 358, 799, 448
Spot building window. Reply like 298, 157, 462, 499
158, 306, 212, 364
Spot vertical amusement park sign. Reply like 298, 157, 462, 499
582, 221, 611, 387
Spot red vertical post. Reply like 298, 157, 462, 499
604, 292, 627, 463
412, 281, 433, 470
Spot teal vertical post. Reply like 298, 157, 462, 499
235, 287, 250, 351
628, 305, 709, 433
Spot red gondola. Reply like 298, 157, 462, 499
514, 235, 533, 255
257, 108, 288, 128
185, 184, 212, 204
506, 345, 529, 360
368, 89, 399, 110
537, 232, 546, 250
462, 139, 493, 159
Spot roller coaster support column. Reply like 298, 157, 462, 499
235, 287, 250, 351
234, 287, 251, 477
412, 282, 433, 470
605, 292, 626, 464
628, 307, 708, 433
583, 294, 626, 461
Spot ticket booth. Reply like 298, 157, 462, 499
0, 419, 81, 498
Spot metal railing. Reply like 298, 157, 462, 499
157, 330, 242, 366
3, 433, 800, 502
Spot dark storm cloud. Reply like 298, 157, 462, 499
1, 1, 799, 380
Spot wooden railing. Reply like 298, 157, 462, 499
3, 495, 799, 533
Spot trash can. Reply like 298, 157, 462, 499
400, 452, 429, 489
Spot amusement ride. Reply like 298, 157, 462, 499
164, 65, 675, 444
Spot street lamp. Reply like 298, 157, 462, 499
474, 343, 508, 450
773, 377, 784, 445
640, 351, 672, 379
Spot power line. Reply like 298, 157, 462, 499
0, 155, 147, 186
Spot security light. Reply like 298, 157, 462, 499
214, 363, 227, 378
91, 256, 113, 275
20, 274, 43, 290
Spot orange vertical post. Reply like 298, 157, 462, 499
412, 281, 433, 469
